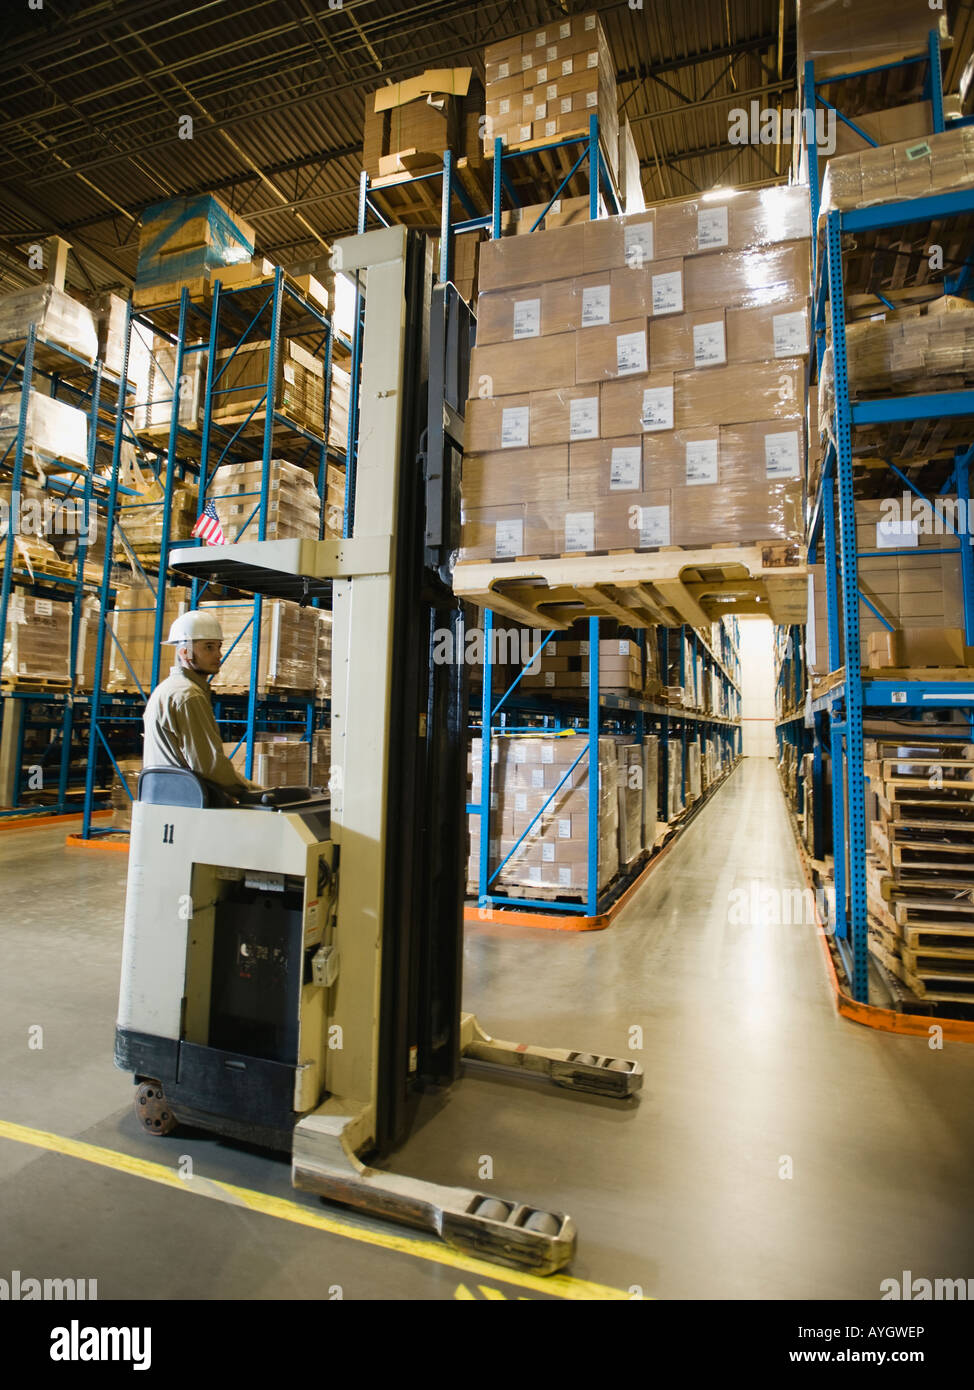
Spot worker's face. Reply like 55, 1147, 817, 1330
186, 639, 223, 674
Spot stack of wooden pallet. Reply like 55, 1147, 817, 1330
866, 737, 974, 1007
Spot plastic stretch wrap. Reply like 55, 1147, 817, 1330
203, 598, 319, 694
136, 195, 255, 291
819, 128, 974, 219
797, 0, 950, 81
3, 592, 72, 683
117, 479, 198, 550
468, 732, 619, 895
107, 584, 186, 692
209, 458, 321, 542
0, 285, 98, 363
0, 389, 88, 468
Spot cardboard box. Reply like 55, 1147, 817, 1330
684, 241, 810, 312
600, 371, 676, 437
674, 359, 805, 428
459, 504, 527, 560
575, 318, 648, 383
475, 280, 574, 344
720, 417, 806, 483
479, 223, 587, 292
643, 428, 722, 489
649, 310, 728, 371
797, 1, 950, 81
726, 300, 810, 362
464, 393, 533, 451
462, 446, 569, 507
582, 212, 656, 272
569, 438, 644, 498
469, 332, 576, 397
656, 186, 812, 258
528, 385, 601, 445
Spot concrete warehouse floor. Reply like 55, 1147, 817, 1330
1, 757, 972, 1300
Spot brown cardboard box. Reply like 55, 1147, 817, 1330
649, 310, 728, 371
657, 186, 812, 258
643, 428, 721, 489
600, 371, 676, 437
670, 479, 803, 547
797, 1, 950, 81
569, 438, 644, 498
720, 417, 806, 483
529, 385, 600, 445
501, 195, 594, 233
674, 359, 805, 428
475, 280, 574, 344
479, 223, 586, 292
459, 504, 527, 560
463, 446, 569, 507
575, 318, 648, 383
464, 393, 533, 451
684, 241, 810, 312
582, 212, 656, 272
469, 333, 576, 397
726, 299, 810, 363
896, 628, 974, 667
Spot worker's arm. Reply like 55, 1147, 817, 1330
172, 690, 258, 794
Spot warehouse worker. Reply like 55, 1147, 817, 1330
142, 610, 257, 798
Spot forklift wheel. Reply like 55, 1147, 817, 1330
135, 1081, 179, 1136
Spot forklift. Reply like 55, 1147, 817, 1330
115, 226, 643, 1276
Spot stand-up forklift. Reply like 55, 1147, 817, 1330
115, 227, 643, 1276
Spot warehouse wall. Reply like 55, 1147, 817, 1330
739, 617, 776, 757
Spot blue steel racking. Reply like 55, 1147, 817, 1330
800, 29, 974, 1001
0, 316, 136, 817
471, 613, 742, 916
77, 268, 349, 841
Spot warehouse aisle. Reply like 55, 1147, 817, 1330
1, 764, 973, 1299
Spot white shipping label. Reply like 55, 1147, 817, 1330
534, 102, 547, 120
764, 431, 801, 479
515, 792, 528, 812
692, 320, 726, 367
519, 125, 532, 142
536, 29, 547, 45
616, 330, 647, 375
609, 445, 641, 490
34, 598, 53, 616
559, 20, 571, 37
581, 284, 611, 326
685, 438, 719, 485
500, 405, 530, 447
497, 61, 509, 79
641, 386, 674, 431
531, 768, 545, 788
565, 511, 595, 552
536, 65, 548, 83
512, 742, 527, 762
617, 641, 629, 655
585, 91, 598, 108
569, 395, 599, 440
498, 97, 510, 116
624, 222, 654, 266
521, 54, 534, 71
512, 298, 540, 339
558, 866, 573, 887
586, 51, 598, 68
876, 518, 920, 549
541, 744, 554, 763
550, 199, 562, 213
652, 270, 683, 315
528, 866, 542, 883
544, 671, 556, 686
546, 83, 558, 100
543, 842, 555, 861
697, 205, 729, 249
638, 505, 671, 547
545, 121, 557, 138
772, 310, 808, 357
558, 817, 571, 837
561, 97, 573, 115
584, 13, 596, 28
547, 44, 557, 60
495, 518, 524, 557
562, 58, 573, 76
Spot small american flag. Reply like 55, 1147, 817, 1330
192, 499, 226, 546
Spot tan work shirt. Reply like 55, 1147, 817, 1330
142, 663, 252, 794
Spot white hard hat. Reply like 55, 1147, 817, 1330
165, 610, 224, 644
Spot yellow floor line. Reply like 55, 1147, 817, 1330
0, 1119, 632, 1301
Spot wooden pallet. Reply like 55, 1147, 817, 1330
892, 896, 974, 930
865, 739, 974, 760
1, 676, 72, 693
209, 406, 325, 442
452, 542, 807, 630
370, 155, 493, 225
